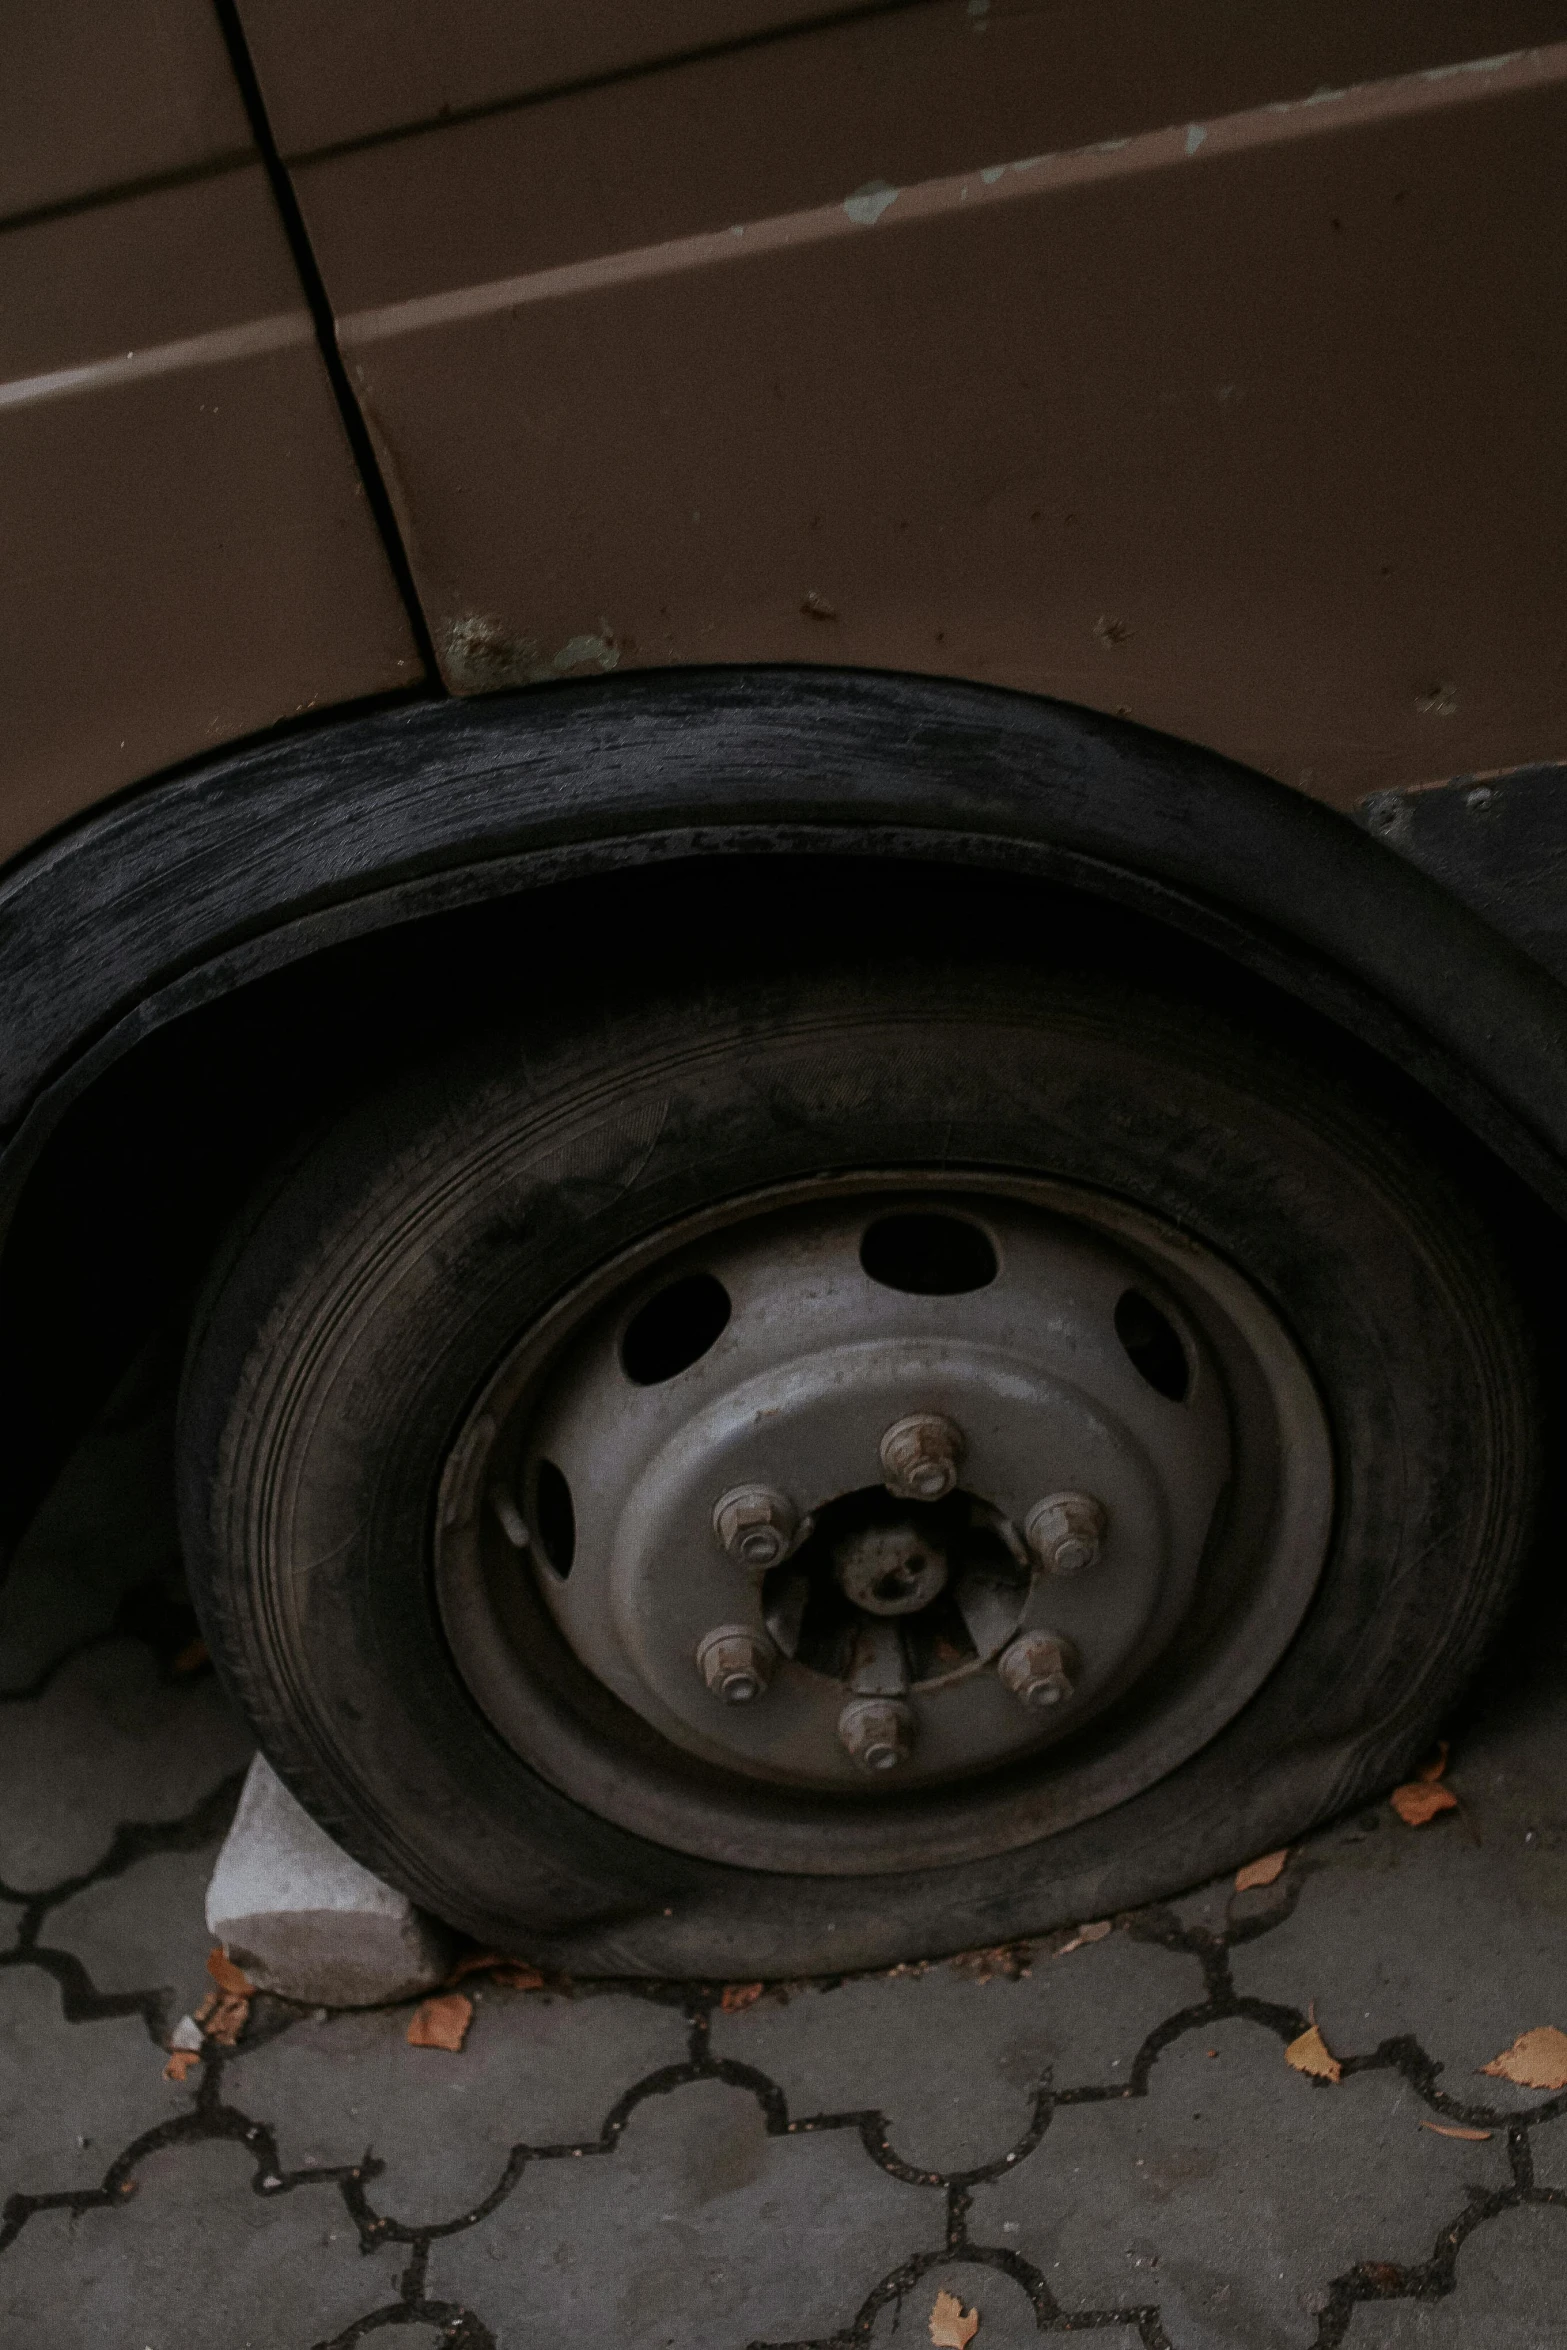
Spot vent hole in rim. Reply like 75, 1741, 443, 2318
620, 1271, 732, 1385
1114, 1288, 1191, 1401
535, 1460, 576, 1577
859, 1212, 998, 1296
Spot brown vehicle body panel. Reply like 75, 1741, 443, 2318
1, 1, 1566, 864
264, 0, 1567, 813
4, 0, 248, 222
0, 8, 420, 868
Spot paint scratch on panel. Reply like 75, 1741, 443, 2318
843, 180, 900, 227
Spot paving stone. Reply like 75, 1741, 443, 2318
431, 2075, 928, 2350
1342, 2199, 1567, 2346
864, 2258, 1144, 2348
45, 1841, 227, 2023
0, 1964, 170, 2199
0, 2136, 389, 2349
981, 2013, 1511, 2348
1519, 2112, 1567, 2192
0, 1640, 251, 1893
226, 1984, 692, 2222
1229, 1802, 1567, 2118
710, 1929, 1199, 2175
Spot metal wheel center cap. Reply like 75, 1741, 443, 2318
831, 1516, 950, 1615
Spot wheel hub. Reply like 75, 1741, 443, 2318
434, 1179, 1332, 1871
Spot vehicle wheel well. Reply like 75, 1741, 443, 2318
0, 848, 1549, 1564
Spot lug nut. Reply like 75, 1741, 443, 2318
713, 1486, 799, 1570
879, 1413, 964, 1502
696, 1625, 775, 1704
837, 1695, 916, 1771
996, 1631, 1076, 1709
1025, 1492, 1107, 1576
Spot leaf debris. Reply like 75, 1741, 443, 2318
1234, 1849, 1288, 1891
721, 1982, 765, 2012
1481, 2026, 1567, 2091
445, 1949, 506, 1987
207, 1947, 256, 1998
1057, 1920, 1112, 1956
930, 2289, 980, 2349
951, 1943, 1032, 1981
1390, 1782, 1459, 1827
1420, 2120, 1492, 2141
1286, 2006, 1343, 2084
407, 1992, 474, 2052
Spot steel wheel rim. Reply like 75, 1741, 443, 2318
435, 1171, 1333, 1875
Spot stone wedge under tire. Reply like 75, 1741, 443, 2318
178, 939, 1541, 1976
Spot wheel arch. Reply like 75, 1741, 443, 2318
4, 665, 1566, 1553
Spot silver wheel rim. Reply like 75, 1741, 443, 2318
435, 1174, 1333, 1875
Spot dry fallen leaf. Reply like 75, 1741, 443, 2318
1286, 2020, 1342, 2084
930, 2289, 980, 2350
1421, 2120, 1492, 2141
195, 1989, 250, 2047
163, 2048, 202, 2083
207, 1947, 256, 1998
1481, 2026, 1567, 2091
492, 1964, 546, 1992
1234, 1849, 1288, 1892
952, 1943, 1031, 1982
407, 1992, 473, 2052
1390, 1782, 1459, 1827
171, 1637, 210, 1676
1058, 1920, 1112, 1956
444, 1949, 505, 1986
721, 1982, 765, 2012
1417, 1741, 1451, 1783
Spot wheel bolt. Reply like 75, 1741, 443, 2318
1025, 1492, 1107, 1576
997, 1631, 1076, 1709
696, 1625, 775, 1704
879, 1413, 964, 1502
713, 1486, 799, 1570
837, 1695, 916, 1771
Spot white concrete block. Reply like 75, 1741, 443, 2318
207, 1753, 456, 2007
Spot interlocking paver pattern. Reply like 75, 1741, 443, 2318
3, 1407, 1567, 2347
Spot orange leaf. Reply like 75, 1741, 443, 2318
1390, 1782, 1458, 1827
407, 1992, 473, 2052
1480, 2026, 1567, 2091
721, 1982, 765, 2012
444, 1949, 506, 1987
1057, 1921, 1112, 1957
930, 2289, 980, 2350
1234, 1849, 1287, 1891
207, 1946, 256, 1998
1421, 2120, 1492, 2141
1285, 2023, 1342, 2084
163, 2048, 202, 2083
201, 1992, 250, 2048
1417, 1741, 1451, 1783
492, 1964, 546, 1992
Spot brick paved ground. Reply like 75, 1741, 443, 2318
3, 1363, 1567, 2347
